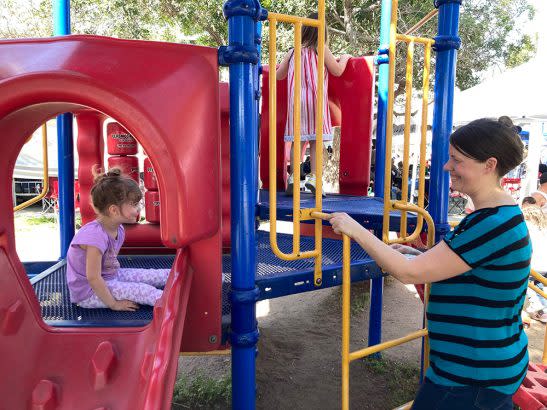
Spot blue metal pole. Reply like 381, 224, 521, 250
368, 228, 384, 353
53, 0, 75, 258
254, 22, 263, 205
429, 0, 461, 240
221, 1, 266, 409
373, 0, 392, 198
366, 0, 392, 357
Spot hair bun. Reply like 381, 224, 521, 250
92, 165, 122, 183
106, 168, 122, 178
498, 116, 522, 134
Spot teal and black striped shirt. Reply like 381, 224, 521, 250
426, 205, 531, 395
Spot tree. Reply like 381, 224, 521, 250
1, 0, 536, 92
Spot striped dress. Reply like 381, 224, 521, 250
426, 205, 531, 395
284, 47, 333, 142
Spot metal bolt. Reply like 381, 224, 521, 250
209, 335, 217, 344
315, 278, 322, 286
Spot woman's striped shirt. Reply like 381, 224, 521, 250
426, 205, 531, 395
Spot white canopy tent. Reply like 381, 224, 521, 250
451, 1, 547, 197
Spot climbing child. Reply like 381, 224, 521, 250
276, 12, 351, 195
66, 168, 169, 311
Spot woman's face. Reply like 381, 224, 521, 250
443, 145, 486, 194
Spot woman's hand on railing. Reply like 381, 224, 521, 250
322, 212, 362, 239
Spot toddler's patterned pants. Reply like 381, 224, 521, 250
78, 268, 170, 308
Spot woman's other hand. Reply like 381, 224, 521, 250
391, 244, 422, 256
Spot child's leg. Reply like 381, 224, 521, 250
77, 279, 163, 308
117, 268, 170, 288
308, 141, 316, 173
289, 141, 308, 174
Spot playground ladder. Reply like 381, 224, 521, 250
267, 1, 329, 288
267, 0, 437, 408
341, 1, 437, 409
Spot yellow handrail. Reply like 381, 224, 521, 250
268, 2, 325, 286
382, 0, 435, 245
14, 124, 49, 212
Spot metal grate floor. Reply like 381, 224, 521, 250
32, 231, 380, 327
257, 190, 418, 230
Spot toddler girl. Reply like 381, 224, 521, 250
66, 168, 169, 311
276, 12, 351, 195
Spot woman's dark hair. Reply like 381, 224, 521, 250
302, 12, 329, 50
449, 117, 524, 177
90, 167, 142, 215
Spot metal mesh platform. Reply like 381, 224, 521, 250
32, 231, 380, 327
258, 190, 417, 231
31, 255, 174, 327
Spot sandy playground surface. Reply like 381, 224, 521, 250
12, 208, 546, 409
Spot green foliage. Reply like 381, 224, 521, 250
26, 215, 56, 225
172, 373, 231, 409
337, 281, 370, 316
1, 0, 536, 91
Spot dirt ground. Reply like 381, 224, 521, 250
179, 276, 547, 410
179, 278, 423, 410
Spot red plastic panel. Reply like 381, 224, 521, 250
329, 57, 375, 195
76, 111, 104, 224
260, 57, 375, 195
259, 66, 289, 191
145, 190, 160, 223
108, 155, 139, 182
107, 122, 138, 155
144, 157, 158, 190
513, 363, 547, 410
219, 83, 231, 251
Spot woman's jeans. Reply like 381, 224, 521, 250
411, 379, 513, 410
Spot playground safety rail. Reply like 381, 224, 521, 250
339, 204, 435, 410
382, 0, 435, 245
13, 124, 49, 212
268, 0, 326, 287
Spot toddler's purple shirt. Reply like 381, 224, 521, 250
66, 220, 125, 303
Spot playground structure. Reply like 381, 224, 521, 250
1, 0, 545, 409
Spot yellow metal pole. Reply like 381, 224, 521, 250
349, 329, 428, 361
14, 124, 50, 212
268, 13, 320, 26
267, 17, 318, 261
341, 234, 351, 410
292, 21, 302, 254
268, 18, 281, 255
314, 0, 325, 286
399, 40, 414, 238
416, 42, 432, 233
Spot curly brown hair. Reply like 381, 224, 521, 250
90, 167, 142, 215
522, 205, 547, 231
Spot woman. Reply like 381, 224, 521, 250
325, 117, 529, 409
